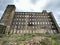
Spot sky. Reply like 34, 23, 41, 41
0, 0, 60, 27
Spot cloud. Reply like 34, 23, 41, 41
14, 0, 50, 12
0, 11, 3, 19
30, 0, 39, 4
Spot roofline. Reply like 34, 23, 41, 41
49, 12, 59, 32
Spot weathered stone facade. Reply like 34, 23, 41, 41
0, 5, 60, 34
0, 23, 6, 34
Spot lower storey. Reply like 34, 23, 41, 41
9, 29, 57, 34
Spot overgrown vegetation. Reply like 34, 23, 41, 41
0, 33, 60, 45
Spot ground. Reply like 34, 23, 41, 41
0, 33, 60, 45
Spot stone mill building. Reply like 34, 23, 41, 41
0, 5, 60, 34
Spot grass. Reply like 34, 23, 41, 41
0, 33, 60, 45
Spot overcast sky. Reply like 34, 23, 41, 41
0, 0, 60, 27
